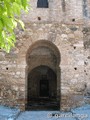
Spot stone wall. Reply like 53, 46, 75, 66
0, 0, 90, 111
83, 27, 90, 96
21, 0, 83, 23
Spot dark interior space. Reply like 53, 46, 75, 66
26, 65, 60, 110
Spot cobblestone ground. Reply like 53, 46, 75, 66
0, 104, 90, 120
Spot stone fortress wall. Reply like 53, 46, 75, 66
0, 0, 90, 111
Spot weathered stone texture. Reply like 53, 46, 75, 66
0, 0, 90, 111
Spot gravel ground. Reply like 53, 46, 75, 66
0, 104, 90, 120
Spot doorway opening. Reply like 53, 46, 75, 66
27, 65, 59, 110
26, 40, 60, 110
40, 79, 49, 97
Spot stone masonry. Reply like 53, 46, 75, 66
0, 0, 90, 111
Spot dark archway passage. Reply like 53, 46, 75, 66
26, 40, 61, 110
40, 79, 49, 97
27, 65, 59, 110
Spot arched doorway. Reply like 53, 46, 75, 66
27, 65, 58, 110
26, 40, 60, 110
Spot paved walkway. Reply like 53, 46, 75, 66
0, 104, 90, 120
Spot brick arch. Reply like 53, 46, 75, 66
26, 40, 61, 66
28, 62, 57, 74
